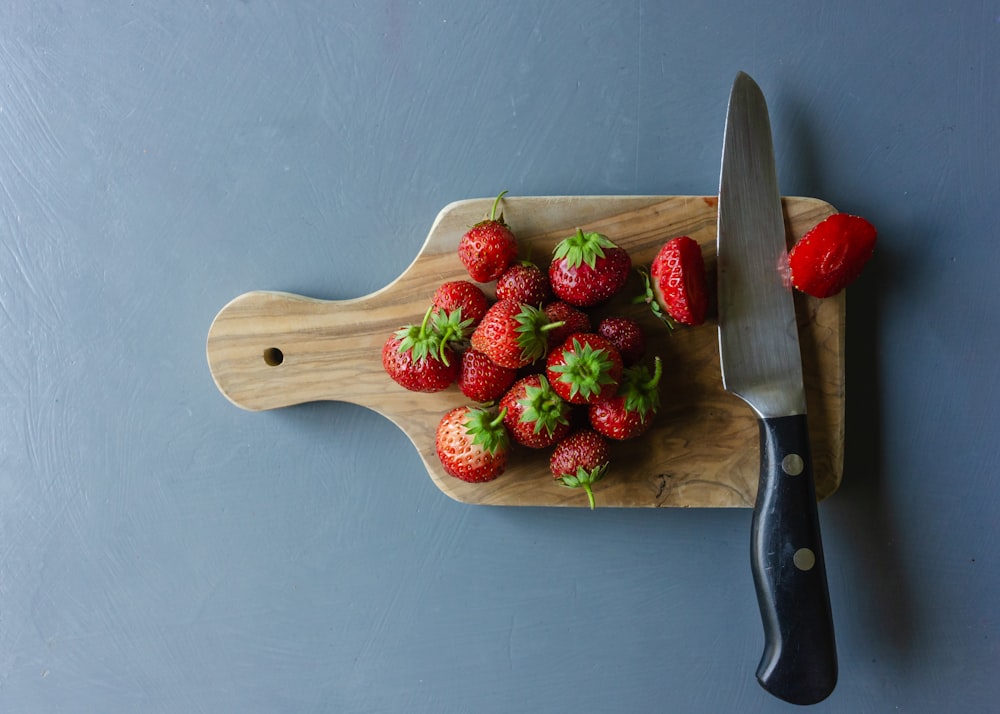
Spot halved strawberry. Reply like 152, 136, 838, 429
789, 213, 877, 298
499, 374, 571, 449
435, 406, 510, 483
549, 429, 611, 510
546, 333, 623, 405
549, 229, 632, 307
646, 236, 708, 327
458, 191, 519, 283
588, 357, 662, 440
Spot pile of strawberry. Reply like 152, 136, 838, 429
382, 192, 704, 509
382, 192, 877, 508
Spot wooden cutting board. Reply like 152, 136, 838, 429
206, 195, 844, 508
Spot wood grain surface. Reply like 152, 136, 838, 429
206, 195, 843, 508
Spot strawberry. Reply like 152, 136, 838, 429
549, 228, 632, 307
432, 280, 490, 328
499, 374, 572, 449
542, 301, 591, 347
546, 333, 623, 405
435, 406, 510, 483
495, 260, 551, 306
458, 348, 518, 403
588, 357, 662, 440
596, 316, 646, 366
789, 213, 877, 298
645, 236, 708, 327
382, 308, 460, 392
458, 191, 519, 283
549, 429, 611, 510
470, 299, 562, 369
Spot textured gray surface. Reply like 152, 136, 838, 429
2, 1, 998, 712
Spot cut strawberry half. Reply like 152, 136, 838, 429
789, 213, 877, 298
640, 236, 708, 327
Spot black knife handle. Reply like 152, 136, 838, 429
751, 414, 837, 705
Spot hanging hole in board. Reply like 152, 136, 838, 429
263, 347, 284, 366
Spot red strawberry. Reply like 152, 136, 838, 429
549, 429, 611, 510
549, 229, 632, 307
789, 213, 877, 298
435, 406, 510, 483
496, 260, 551, 306
470, 299, 561, 369
432, 280, 490, 328
546, 333, 623, 405
458, 349, 518, 403
646, 236, 708, 327
588, 357, 662, 440
542, 301, 591, 347
499, 374, 572, 449
596, 316, 646, 366
382, 308, 460, 392
458, 191, 519, 283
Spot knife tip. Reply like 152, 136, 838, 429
730, 71, 766, 105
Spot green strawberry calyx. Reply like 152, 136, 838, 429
634, 267, 677, 331
395, 307, 449, 363
517, 376, 570, 437
472, 190, 510, 228
553, 228, 617, 270
463, 406, 509, 455
549, 337, 617, 401
557, 463, 609, 510
619, 356, 663, 420
513, 303, 564, 364
430, 306, 474, 363
489, 190, 508, 222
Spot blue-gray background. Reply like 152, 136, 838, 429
2, 2, 997, 712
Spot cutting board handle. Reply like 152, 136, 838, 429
205, 290, 390, 412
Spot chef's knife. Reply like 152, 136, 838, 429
716, 72, 837, 705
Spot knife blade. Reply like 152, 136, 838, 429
717, 72, 838, 705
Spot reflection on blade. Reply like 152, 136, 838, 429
717, 72, 805, 419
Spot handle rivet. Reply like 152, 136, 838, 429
793, 547, 816, 571
781, 453, 804, 476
